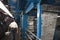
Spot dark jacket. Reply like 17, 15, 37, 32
0, 12, 14, 39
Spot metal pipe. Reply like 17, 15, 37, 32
27, 30, 41, 40
43, 9, 60, 13
21, 13, 28, 40
57, 16, 60, 18
26, 33, 32, 40
37, 3, 41, 39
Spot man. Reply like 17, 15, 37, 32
0, 1, 18, 40
0, 10, 18, 40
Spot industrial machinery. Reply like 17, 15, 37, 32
0, 0, 60, 40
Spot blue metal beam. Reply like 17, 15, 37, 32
43, 0, 55, 4
53, 30, 57, 40
21, 13, 28, 40
45, 2, 60, 6
37, 3, 41, 39
19, 0, 27, 10
26, 0, 40, 3
43, 0, 60, 6
25, 2, 34, 13
8, 0, 20, 13
8, 0, 20, 25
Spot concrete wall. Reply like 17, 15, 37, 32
42, 12, 58, 40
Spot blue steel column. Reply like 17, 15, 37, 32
8, 0, 20, 13
53, 29, 57, 40
8, 0, 20, 25
37, 3, 42, 39
21, 13, 28, 40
